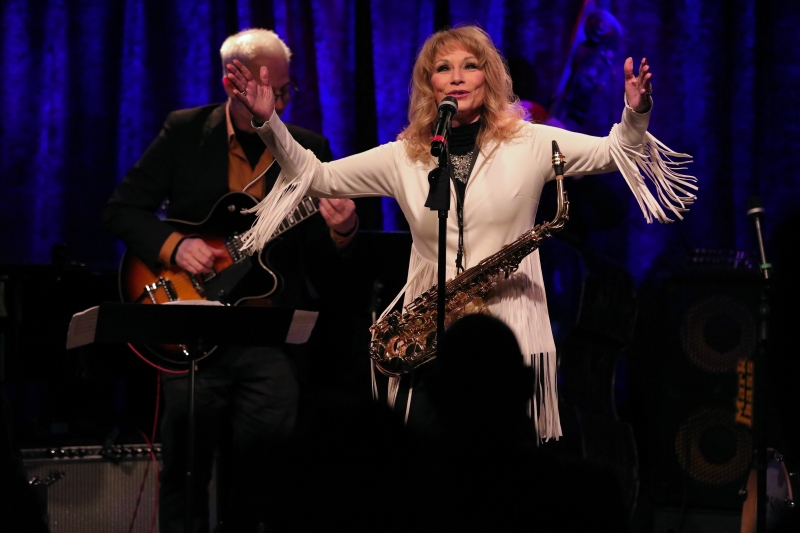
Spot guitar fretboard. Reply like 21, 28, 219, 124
227, 197, 320, 262
271, 197, 320, 239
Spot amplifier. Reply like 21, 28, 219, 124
23, 444, 162, 533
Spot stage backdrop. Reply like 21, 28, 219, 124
1, 0, 798, 284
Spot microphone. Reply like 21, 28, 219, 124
747, 196, 771, 281
746, 196, 765, 220
430, 96, 458, 157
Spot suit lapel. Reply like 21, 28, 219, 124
199, 104, 230, 193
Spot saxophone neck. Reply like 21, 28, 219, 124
549, 141, 570, 231
550, 177, 569, 228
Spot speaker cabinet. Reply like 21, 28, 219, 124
640, 270, 759, 510
22, 445, 162, 533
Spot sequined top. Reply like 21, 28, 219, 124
450, 151, 475, 183
448, 121, 481, 184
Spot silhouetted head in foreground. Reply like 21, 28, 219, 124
428, 313, 534, 442
423, 314, 633, 532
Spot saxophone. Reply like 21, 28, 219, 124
369, 140, 570, 377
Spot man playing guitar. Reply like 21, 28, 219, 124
103, 28, 357, 533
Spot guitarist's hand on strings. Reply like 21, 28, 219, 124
226, 60, 275, 125
174, 238, 227, 275
320, 199, 357, 236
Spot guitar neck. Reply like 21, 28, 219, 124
271, 197, 320, 239
224, 196, 319, 262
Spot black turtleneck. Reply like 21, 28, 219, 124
448, 120, 481, 156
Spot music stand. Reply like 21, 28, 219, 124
66, 301, 318, 533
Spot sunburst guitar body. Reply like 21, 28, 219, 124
119, 191, 319, 365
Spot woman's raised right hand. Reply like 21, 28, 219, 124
225, 59, 275, 124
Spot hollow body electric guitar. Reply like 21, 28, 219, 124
119, 192, 319, 364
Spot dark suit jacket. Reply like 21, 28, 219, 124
103, 103, 339, 309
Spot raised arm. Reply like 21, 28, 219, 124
624, 57, 653, 113
536, 56, 694, 224
225, 59, 396, 196
225, 60, 401, 253
225, 59, 276, 125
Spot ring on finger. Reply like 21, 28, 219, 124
241, 88, 247, 96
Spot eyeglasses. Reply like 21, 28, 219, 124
273, 82, 299, 103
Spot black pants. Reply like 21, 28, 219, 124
158, 345, 298, 533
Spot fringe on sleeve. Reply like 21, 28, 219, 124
608, 124, 697, 224
237, 169, 314, 254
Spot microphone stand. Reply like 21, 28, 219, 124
424, 144, 451, 357
749, 200, 772, 533
185, 343, 198, 533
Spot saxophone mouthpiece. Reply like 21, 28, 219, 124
551, 140, 566, 177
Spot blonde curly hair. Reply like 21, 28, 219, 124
398, 26, 527, 163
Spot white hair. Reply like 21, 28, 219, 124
219, 28, 292, 73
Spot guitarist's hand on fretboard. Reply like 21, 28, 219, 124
175, 237, 227, 275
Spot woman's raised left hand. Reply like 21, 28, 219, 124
624, 57, 653, 113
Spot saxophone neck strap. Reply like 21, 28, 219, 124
449, 148, 480, 274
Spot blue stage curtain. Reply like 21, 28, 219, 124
0, 0, 798, 285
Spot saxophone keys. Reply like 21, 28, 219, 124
404, 342, 422, 357
464, 297, 486, 315
369, 341, 385, 359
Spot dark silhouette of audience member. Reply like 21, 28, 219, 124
768, 211, 800, 467
428, 313, 536, 443
264, 396, 421, 532
0, 392, 50, 532
423, 313, 632, 532
255, 313, 631, 532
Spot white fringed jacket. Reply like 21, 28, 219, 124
244, 99, 695, 440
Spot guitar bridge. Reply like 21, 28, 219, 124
226, 235, 246, 262
189, 274, 206, 297
143, 277, 178, 303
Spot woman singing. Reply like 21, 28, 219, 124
225, 25, 695, 441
